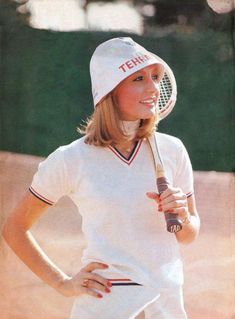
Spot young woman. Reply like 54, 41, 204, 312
2, 37, 200, 319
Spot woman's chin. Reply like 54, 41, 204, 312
141, 110, 156, 119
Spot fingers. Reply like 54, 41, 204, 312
71, 276, 111, 299
160, 187, 186, 206
163, 206, 189, 217
147, 187, 188, 216
58, 262, 113, 298
80, 276, 111, 296
146, 192, 160, 202
159, 199, 187, 212
81, 286, 104, 299
82, 272, 112, 289
160, 187, 187, 202
73, 262, 112, 299
81, 262, 109, 273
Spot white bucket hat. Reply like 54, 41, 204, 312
90, 37, 167, 107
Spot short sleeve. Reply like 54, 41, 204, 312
29, 147, 71, 205
173, 141, 194, 198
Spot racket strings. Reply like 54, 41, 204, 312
159, 73, 172, 111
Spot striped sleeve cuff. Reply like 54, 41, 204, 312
186, 191, 194, 198
29, 186, 55, 206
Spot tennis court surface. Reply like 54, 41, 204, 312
0, 152, 234, 319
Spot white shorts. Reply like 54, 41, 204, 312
144, 286, 187, 319
70, 272, 187, 319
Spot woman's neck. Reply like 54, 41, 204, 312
113, 120, 140, 155
120, 120, 140, 140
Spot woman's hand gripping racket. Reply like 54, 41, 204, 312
156, 164, 182, 233
147, 136, 182, 233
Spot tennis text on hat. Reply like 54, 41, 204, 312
118, 54, 152, 73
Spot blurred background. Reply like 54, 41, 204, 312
0, 0, 234, 171
0, 1, 235, 319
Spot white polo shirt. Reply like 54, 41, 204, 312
30, 132, 194, 290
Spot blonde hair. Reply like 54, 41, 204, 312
78, 93, 158, 147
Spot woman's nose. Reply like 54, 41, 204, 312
146, 78, 159, 94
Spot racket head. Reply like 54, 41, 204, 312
152, 54, 177, 121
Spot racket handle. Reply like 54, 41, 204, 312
164, 212, 182, 233
157, 176, 182, 233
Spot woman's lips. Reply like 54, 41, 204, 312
140, 98, 157, 107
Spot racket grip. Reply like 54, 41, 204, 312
157, 176, 182, 233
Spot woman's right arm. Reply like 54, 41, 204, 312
2, 191, 112, 298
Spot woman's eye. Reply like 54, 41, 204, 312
133, 76, 143, 81
152, 75, 159, 81
133, 74, 160, 82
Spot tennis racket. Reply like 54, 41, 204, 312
152, 54, 177, 121
156, 164, 182, 233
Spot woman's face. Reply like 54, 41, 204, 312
114, 64, 164, 121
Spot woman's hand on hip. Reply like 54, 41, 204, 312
57, 262, 112, 298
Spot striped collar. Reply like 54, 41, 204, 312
108, 140, 142, 165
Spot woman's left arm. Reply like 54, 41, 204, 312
175, 194, 200, 244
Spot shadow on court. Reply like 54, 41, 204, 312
0, 152, 234, 319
